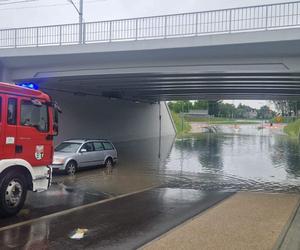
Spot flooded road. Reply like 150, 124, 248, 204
2, 124, 300, 226
48, 124, 300, 198
163, 124, 300, 193
112, 124, 300, 193
1, 124, 300, 249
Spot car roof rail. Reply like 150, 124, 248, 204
85, 138, 109, 141
66, 138, 110, 142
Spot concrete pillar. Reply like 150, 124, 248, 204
0, 64, 12, 82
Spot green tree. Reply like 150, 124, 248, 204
168, 101, 193, 113
208, 101, 219, 116
218, 103, 236, 118
271, 100, 300, 117
257, 105, 274, 119
193, 100, 208, 110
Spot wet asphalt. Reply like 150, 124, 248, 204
2, 129, 297, 249
0, 177, 110, 228
0, 187, 233, 250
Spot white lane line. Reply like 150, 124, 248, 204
0, 185, 158, 232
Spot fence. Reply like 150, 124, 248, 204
1, 1, 300, 48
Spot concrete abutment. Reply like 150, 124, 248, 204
47, 90, 176, 144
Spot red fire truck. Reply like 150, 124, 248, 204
0, 82, 60, 217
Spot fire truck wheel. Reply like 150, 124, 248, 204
65, 161, 77, 175
0, 171, 27, 217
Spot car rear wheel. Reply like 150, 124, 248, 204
65, 161, 77, 175
0, 171, 27, 217
104, 158, 113, 168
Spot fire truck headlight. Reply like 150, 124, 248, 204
53, 158, 65, 165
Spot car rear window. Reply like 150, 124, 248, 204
103, 142, 114, 150
81, 142, 94, 152
94, 142, 104, 151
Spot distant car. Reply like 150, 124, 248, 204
51, 139, 118, 175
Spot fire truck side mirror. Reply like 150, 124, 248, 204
53, 108, 59, 136
51, 101, 61, 136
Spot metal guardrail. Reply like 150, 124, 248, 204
1, 1, 300, 48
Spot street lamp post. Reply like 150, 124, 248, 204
68, 0, 84, 44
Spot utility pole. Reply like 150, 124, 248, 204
181, 102, 184, 132
68, 0, 84, 44
158, 102, 162, 159
79, 0, 83, 44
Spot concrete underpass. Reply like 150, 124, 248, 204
2, 3, 300, 248
2, 27, 300, 143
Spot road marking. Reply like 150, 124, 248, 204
0, 185, 158, 232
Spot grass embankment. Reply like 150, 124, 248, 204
271, 117, 296, 124
284, 119, 300, 138
171, 111, 191, 136
185, 117, 260, 125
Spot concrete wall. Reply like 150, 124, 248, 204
0, 65, 11, 82
46, 90, 175, 144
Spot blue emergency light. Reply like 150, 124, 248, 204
17, 82, 39, 90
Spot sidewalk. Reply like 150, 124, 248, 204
142, 192, 300, 250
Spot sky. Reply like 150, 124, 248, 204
0, 0, 286, 109
0, 0, 287, 28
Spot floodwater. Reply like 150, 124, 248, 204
163, 125, 300, 193
8, 122, 300, 225
1, 123, 300, 231
113, 124, 300, 193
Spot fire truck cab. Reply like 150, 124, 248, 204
0, 82, 60, 217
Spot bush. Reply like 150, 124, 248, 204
284, 119, 300, 138
171, 111, 191, 135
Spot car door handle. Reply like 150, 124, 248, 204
15, 145, 23, 153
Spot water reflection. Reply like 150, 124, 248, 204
173, 135, 224, 171
0, 222, 50, 249
4, 130, 300, 231
272, 137, 300, 178
163, 127, 300, 193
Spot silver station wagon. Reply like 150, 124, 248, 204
51, 139, 118, 175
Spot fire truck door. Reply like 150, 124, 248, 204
16, 98, 52, 166
3, 97, 18, 159
0, 95, 4, 159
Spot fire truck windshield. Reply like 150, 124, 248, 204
20, 100, 49, 132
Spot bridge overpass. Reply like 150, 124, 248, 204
1, 1, 300, 142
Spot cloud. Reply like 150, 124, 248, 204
0, 0, 284, 28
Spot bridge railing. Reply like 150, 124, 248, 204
1, 1, 300, 48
